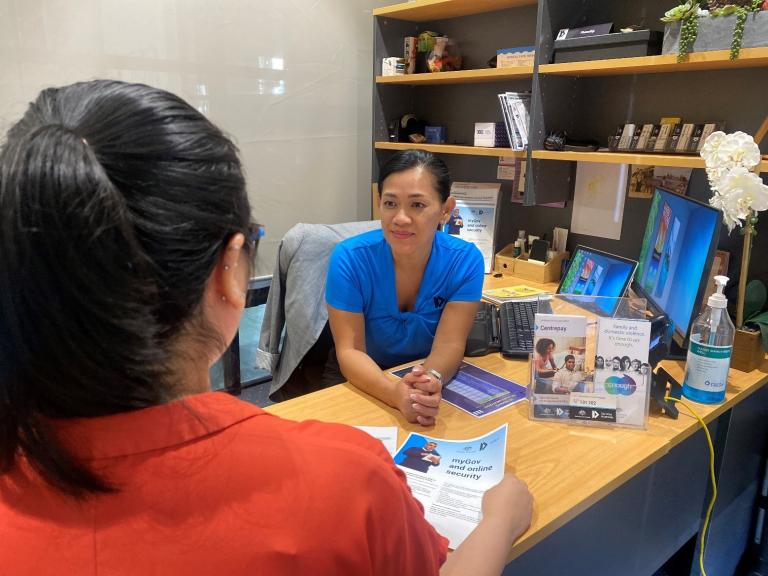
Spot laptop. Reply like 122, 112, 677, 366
499, 246, 637, 356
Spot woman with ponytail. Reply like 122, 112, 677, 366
0, 80, 531, 575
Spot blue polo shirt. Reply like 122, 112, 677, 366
325, 229, 484, 368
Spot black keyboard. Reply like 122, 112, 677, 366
499, 300, 538, 356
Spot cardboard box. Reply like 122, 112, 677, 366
497, 46, 535, 67
494, 244, 569, 284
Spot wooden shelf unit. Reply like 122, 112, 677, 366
531, 150, 768, 173
375, 141, 526, 158
539, 47, 768, 77
373, 0, 537, 22
376, 66, 533, 85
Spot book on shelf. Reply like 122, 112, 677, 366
497, 92, 531, 151
628, 127, 642, 151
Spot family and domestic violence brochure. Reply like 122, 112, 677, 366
393, 425, 508, 549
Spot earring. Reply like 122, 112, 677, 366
221, 295, 227, 301
224, 265, 230, 270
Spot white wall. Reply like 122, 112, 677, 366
0, 0, 385, 274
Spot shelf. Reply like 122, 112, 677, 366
373, 0, 537, 22
531, 150, 768, 173
539, 47, 768, 77
375, 141, 526, 158
376, 66, 533, 85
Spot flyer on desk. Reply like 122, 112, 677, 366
391, 361, 526, 418
394, 424, 507, 549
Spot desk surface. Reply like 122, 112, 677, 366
265, 275, 768, 561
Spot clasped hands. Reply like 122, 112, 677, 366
397, 364, 442, 427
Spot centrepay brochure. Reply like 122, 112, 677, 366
393, 424, 507, 549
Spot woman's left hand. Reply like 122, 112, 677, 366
402, 364, 442, 426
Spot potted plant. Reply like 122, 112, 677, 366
661, 0, 768, 62
700, 128, 768, 371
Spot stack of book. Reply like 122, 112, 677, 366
498, 92, 531, 151
608, 120, 724, 154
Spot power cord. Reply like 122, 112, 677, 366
664, 396, 717, 576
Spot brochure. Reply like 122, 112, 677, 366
529, 313, 590, 421
391, 361, 526, 418
394, 424, 507, 549
529, 313, 651, 429
482, 284, 548, 305
446, 182, 501, 273
592, 318, 651, 428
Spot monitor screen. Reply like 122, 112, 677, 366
635, 188, 721, 345
557, 246, 637, 314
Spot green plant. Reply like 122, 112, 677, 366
661, 0, 764, 62
661, 1, 705, 62
709, 0, 763, 59
744, 279, 768, 351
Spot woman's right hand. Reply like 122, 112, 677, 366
397, 365, 442, 426
481, 473, 533, 542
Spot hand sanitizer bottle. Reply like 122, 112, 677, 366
682, 275, 734, 404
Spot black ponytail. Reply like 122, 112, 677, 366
0, 80, 251, 496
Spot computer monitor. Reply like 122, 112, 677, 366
557, 246, 637, 314
634, 187, 721, 348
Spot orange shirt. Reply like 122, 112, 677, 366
0, 392, 448, 575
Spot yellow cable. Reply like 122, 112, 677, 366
664, 395, 717, 576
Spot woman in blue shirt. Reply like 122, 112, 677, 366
326, 150, 484, 426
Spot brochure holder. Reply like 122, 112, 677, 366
528, 294, 652, 429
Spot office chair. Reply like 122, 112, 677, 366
256, 220, 380, 401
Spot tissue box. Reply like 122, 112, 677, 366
474, 122, 510, 148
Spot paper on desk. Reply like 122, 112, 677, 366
354, 426, 398, 456
392, 362, 527, 418
571, 162, 628, 240
393, 424, 507, 549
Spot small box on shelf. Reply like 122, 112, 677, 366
474, 122, 510, 148
497, 46, 535, 68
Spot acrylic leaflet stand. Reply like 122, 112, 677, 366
528, 294, 652, 429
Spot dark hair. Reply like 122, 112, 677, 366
535, 338, 555, 355
0, 80, 251, 497
564, 355, 575, 363
595, 356, 604, 367
378, 149, 451, 202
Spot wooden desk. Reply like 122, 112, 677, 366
266, 275, 768, 574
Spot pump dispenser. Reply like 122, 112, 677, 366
682, 275, 734, 404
